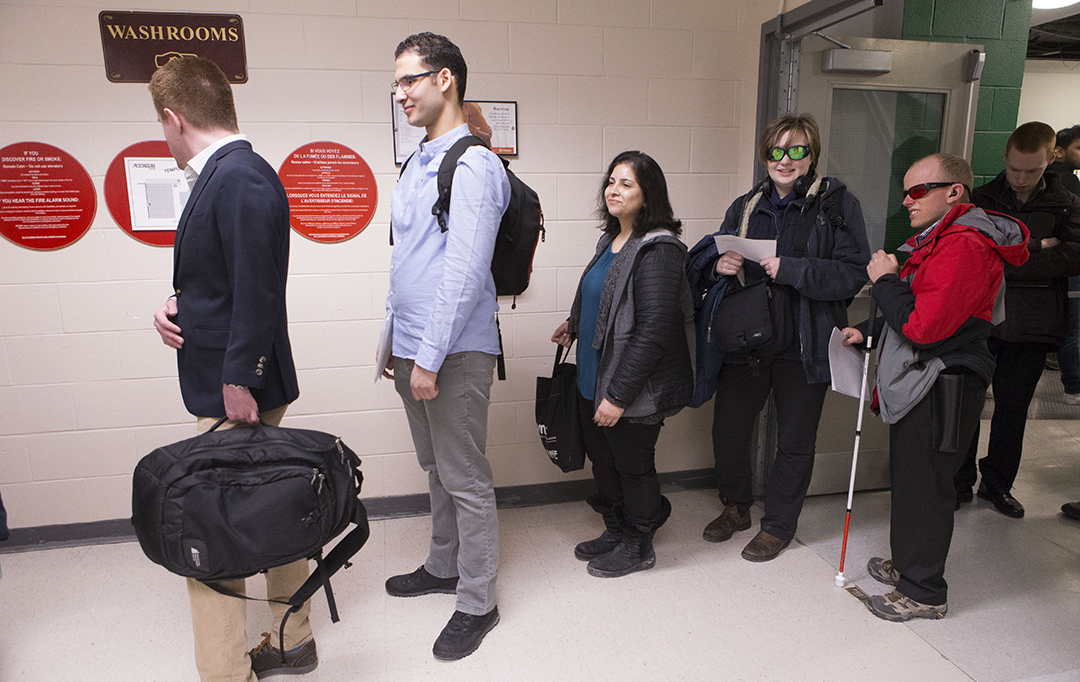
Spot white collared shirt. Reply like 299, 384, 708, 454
184, 133, 249, 190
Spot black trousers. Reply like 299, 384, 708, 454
578, 397, 664, 530
955, 339, 1052, 492
891, 369, 985, 605
711, 356, 829, 541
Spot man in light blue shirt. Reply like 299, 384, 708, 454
382, 32, 509, 662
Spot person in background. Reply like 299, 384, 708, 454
1048, 125, 1080, 521
1048, 126, 1080, 405
551, 150, 694, 578
842, 153, 1028, 622
149, 56, 311, 681
685, 113, 869, 562
954, 122, 1080, 518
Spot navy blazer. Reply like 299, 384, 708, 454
172, 140, 299, 417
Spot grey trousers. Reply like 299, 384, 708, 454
394, 352, 499, 615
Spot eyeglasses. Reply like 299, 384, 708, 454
902, 182, 955, 200
767, 145, 810, 162
391, 70, 437, 94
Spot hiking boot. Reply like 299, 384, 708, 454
248, 633, 318, 678
587, 533, 656, 578
432, 607, 500, 661
702, 502, 751, 543
977, 482, 1025, 518
740, 530, 790, 562
866, 590, 947, 622
385, 565, 458, 597
867, 557, 900, 587
574, 529, 622, 561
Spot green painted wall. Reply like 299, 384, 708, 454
902, 0, 1033, 186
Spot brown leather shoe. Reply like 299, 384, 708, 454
740, 530, 790, 562
703, 502, 751, 543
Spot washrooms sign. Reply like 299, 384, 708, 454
99, 11, 247, 83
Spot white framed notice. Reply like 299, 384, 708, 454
124, 157, 186, 230
392, 97, 520, 164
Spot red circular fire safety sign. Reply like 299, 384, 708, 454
104, 140, 180, 247
278, 142, 377, 243
0, 142, 97, 250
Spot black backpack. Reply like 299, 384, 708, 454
131, 420, 370, 649
395, 135, 545, 301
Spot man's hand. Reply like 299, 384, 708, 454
760, 256, 781, 279
716, 251, 744, 276
840, 327, 864, 347
1042, 237, 1061, 249
223, 384, 259, 423
154, 298, 184, 349
376, 345, 394, 380
551, 321, 572, 348
867, 250, 899, 283
411, 365, 439, 401
593, 399, 624, 427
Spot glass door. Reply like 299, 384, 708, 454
797, 36, 981, 495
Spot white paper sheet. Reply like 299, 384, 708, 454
829, 327, 870, 400
713, 235, 777, 263
374, 312, 393, 383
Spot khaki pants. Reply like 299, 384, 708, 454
188, 406, 313, 682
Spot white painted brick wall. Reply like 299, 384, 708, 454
0, 0, 799, 528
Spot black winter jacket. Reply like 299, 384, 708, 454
569, 230, 695, 423
687, 176, 870, 384
973, 171, 1080, 345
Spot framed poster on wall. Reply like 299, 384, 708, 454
392, 98, 518, 164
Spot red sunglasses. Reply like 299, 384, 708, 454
903, 182, 957, 200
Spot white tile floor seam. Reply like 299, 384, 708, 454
2, 418, 1079, 681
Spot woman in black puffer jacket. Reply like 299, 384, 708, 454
686, 113, 870, 562
551, 150, 695, 578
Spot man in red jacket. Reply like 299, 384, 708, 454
842, 153, 1029, 621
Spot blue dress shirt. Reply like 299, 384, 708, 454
388, 124, 511, 372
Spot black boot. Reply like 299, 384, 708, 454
574, 530, 622, 561
586, 530, 656, 578
575, 494, 623, 561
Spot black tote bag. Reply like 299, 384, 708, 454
535, 343, 586, 472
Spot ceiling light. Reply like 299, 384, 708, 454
1033, 0, 1080, 9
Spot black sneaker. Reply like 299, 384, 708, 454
385, 565, 458, 597
248, 633, 318, 679
432, 607, 500, 661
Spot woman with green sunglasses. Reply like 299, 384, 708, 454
686, 113, 871, 562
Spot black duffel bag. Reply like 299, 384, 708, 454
536, 343, 585, 472
131, 420, 370, 640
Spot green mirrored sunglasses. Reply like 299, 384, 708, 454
767, 145, 810, 162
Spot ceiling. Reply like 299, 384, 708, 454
1029, 6, 1080, 61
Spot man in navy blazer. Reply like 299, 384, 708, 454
149, 56, 312, 681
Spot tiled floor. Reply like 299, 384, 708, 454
2, 418, 1079, 682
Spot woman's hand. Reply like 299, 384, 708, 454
593, 399, 624, 427
761, 256, 781, 279
716, 251, 744, 276
840, 327, 864, 347
551, 320, 572, 347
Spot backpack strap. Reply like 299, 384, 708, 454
433, 135, 494, 232
389, 152, 417, 247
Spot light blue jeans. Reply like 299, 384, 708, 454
394, 352, 499, 615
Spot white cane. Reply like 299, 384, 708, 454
835, 295, 877, 588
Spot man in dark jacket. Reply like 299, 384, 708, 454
1049, 126, 1080, 406
842, 153, 1028, 622
954, 122, 1080, 518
